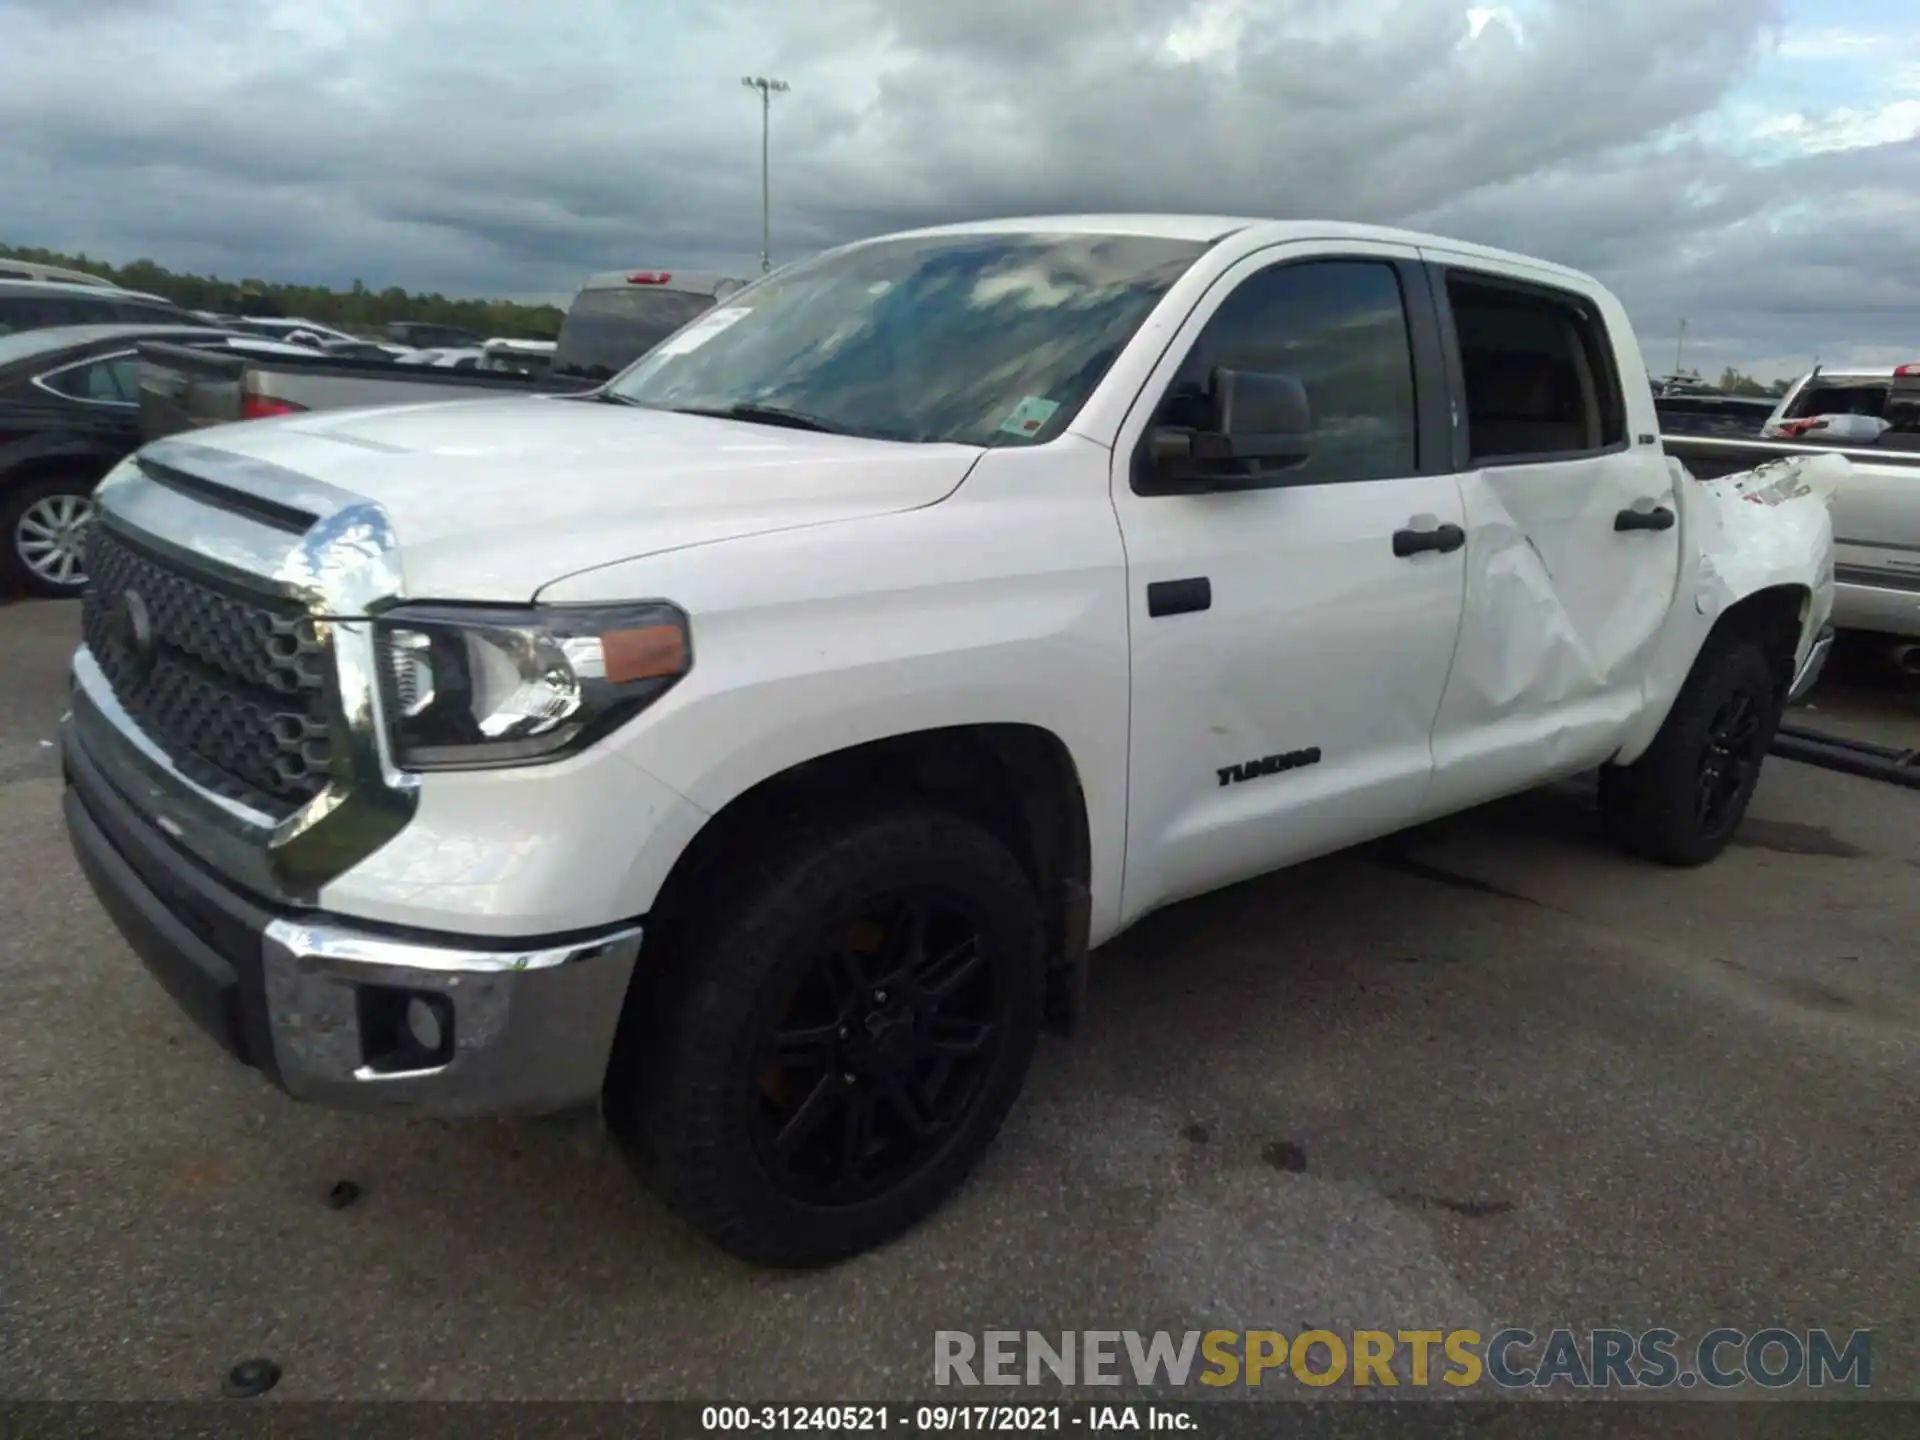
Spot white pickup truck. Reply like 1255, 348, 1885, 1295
62, 216, 1836, 1267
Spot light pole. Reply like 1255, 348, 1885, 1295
1674, 318, 1688, 378
741, 75, 789, 274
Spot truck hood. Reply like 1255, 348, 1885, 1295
158, 396, 981, 601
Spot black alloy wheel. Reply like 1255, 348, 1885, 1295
1695, 683, 1767, 835
749, 890, 1007, 1206
605, 805, 1045, 1267
1599, 634, 1782, 867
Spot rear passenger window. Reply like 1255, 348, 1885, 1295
1156, 259, 1418, 486
1447, 275, 1625, 463
40, 354, 140, 404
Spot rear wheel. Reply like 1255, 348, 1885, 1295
1600, 634, 1782, 866
606, 805, 1045, 1266
2, 476, 97, 598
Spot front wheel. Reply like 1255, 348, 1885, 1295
606, 805, 1045, 1267
1599, 634, 1783, 866
2, 476, 97, 598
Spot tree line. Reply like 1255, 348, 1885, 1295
2, 242, 565, 340
1667, 366, 1796, 397
1716, 367, 1794, 398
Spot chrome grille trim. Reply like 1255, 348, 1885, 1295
77, 447, 418, 902
82, 526, 332, 817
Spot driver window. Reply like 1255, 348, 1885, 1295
1157, 259, 1418, 486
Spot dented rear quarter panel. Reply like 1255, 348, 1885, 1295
1610, 452, 1839, 765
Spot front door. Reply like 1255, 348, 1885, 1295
1419, 258, 1684, 817
1112, 243, 1468, 925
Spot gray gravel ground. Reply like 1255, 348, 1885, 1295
1, 597, 1916, 1403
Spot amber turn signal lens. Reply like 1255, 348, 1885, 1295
601, 624, 688, 684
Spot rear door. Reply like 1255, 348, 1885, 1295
1113, 242, 1468, 922
1421, 257, 1682, 817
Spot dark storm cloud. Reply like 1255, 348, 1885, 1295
2, 0, 1913, 372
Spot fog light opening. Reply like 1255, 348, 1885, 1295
404, 995, 443, 1054
357, 986, 456, 1073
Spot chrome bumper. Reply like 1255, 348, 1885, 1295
64, 708, 643, 1117
262, 919, 642, 1116
1788, 623, 1835, 704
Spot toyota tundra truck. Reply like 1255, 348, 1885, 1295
61, 216, 1837, 1267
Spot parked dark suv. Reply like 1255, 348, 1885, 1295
0, 280, 196, 336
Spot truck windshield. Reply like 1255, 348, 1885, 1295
601, 232, 1210, 446
553, 288, 718, 382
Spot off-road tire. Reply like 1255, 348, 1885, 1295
1599, 634, 1783, 866
604, 804, 1045, 1267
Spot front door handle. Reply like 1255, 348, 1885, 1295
1615, 504, 1676, 532
1146, 577, 1212, 617
1392, 523, 1466, 558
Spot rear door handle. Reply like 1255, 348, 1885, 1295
1392, 523, 1465, 558
1615, 504, 1676, 532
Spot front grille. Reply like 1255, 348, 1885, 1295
82, 526, 332, 818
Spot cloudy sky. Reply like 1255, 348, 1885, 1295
4, 0, 1916, 379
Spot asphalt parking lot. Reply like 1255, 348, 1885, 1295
2, 596, 1917, 1402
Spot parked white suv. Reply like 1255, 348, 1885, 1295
62, 216, 1835, 1266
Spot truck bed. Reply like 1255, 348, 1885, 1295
1664, 431, 1920, 637
136, 341, 597, 440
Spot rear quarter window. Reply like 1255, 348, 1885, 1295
1785, 379, 1888, 420
552, 287, 717, 381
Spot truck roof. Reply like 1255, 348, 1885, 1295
875, 214, 1603, 286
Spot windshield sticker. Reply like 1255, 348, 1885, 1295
997, 395, 1061, 439
655, 306, 752, 357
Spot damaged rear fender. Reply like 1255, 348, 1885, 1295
1609, 453, 1841, 766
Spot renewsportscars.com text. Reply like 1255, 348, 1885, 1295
933, 1328, 1872, 1391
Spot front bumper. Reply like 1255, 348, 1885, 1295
62, 713, 643, 1117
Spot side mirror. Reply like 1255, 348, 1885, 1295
1142, 367, 1314, 493
1214, 367, 1312, 441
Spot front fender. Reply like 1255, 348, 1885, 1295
538, 451, 1134, 944
1612, 452, 1841, 764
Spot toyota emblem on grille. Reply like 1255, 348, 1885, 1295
116, 589, 155, 678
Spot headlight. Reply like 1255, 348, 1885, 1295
373, 603, 691, 770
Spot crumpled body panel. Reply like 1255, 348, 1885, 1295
1449, 474, 1678, 715
1611, 451, 1841, 764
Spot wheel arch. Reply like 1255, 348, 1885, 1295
1708, 583, 1811, 696
0, 443, 123, 498
635, 722, 1095, 1036
1613, 582, 1811, 766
